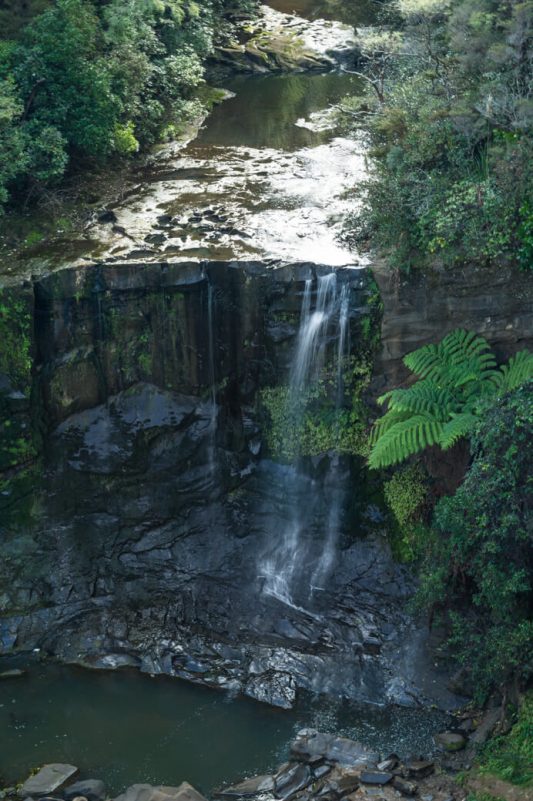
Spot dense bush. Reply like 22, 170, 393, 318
0, 0, 255, 210
342, 0, 533, 271
417, 383, 533, 701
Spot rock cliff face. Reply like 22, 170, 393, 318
372, 260, 533, 394
4, 260, 446, 710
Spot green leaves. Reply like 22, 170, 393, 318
418, 384, 533, 700
369, 329, 533, 468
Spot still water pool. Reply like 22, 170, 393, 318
1, 662, 449, 795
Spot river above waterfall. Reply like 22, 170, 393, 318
1, 59, 367, 279
1, 660, 450, 794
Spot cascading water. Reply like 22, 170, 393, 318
206, 281, 218, 485
259, 272, 350, 607
309, 283, 350, 595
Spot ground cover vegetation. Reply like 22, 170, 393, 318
341, 0, 533, 271
0, 0, 255, 211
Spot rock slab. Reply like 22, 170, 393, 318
19, 765, 79, 797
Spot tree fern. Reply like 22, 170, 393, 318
491, 351, 533, 395
439, 412, 479, 450
369, 330, 533, 469
378, 382, 457, 419
368, 415, 444, 469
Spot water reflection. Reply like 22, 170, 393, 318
197, 72, 362, 151
267, 0, 377, 27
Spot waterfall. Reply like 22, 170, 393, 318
259, 272, 350, 607
206, 281, 218, 484
310, 283, 350, 595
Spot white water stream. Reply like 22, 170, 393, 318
260, 273, 351, 606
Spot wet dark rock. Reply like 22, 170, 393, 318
97, 209, 117, 224
376, 756, 398, 772
63, 781, 106, 801
434, 731, 467, 752
244, 670, 296, 709
144, 234, 167, 246
312, 766, 331, 781
359, 772, 392, 786
274, 764, 312, 800
392, 776, 418, 797
405, 760, 434, 779
19, 766, 78, 797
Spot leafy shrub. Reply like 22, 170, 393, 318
477, 692, 533, 786
342, 0, 533, 271
383, 463, 429, 560
0, 0, 257, 210
417, 384, 533, 700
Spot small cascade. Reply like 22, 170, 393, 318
260, 272, 351, 607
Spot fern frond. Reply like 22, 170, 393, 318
439, 413, 478, 450
404, 342, 443, 380
368, 415, 443, 469
491, 351, 533, 395
384, 381, 457, 420
369, 408, 411, 444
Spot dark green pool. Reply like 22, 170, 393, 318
1, 661, 449, 796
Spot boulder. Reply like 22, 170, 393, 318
19, 766, 79, 797
359, 771, 393, 786
434, 731, 467, 752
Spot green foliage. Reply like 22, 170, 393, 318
0, 0, 256, 210
261, 349, 374, 462
342, 0, 533, 271
369, 329, 533, 468
477, 693, 533, 787
383, 463, 429, 560
417, 384, 533, 700
0, 290, 32, 391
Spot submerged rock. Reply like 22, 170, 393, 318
0, 668, 25, 679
